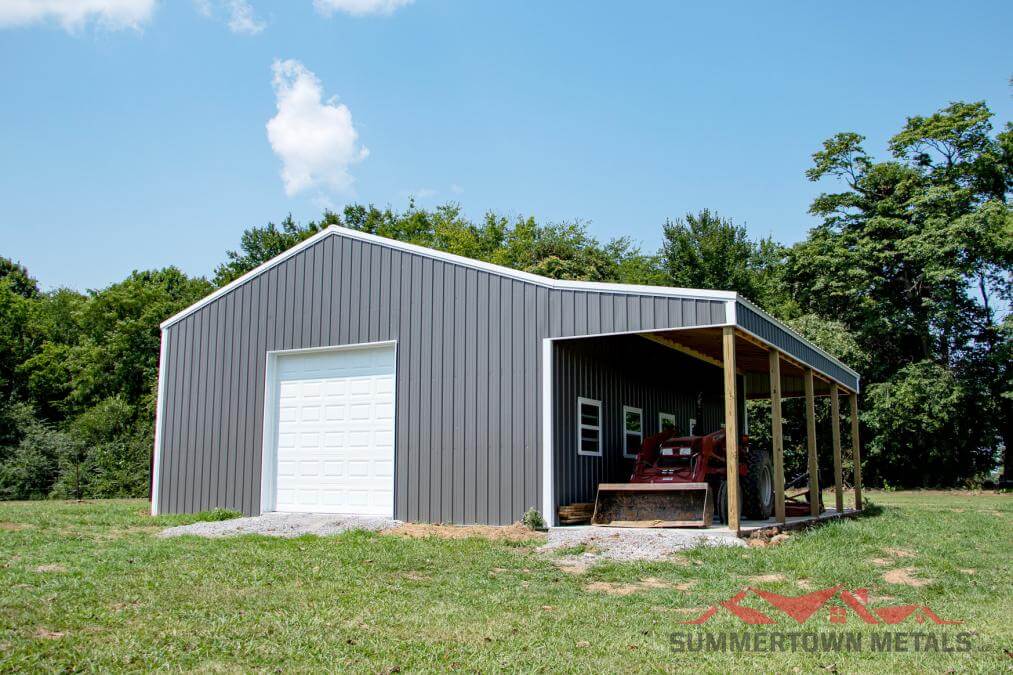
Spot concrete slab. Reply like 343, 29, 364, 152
541, 508, 860, 563
735, 507, 860, 535
158, 512, 400, 538
540, 524, 746, 563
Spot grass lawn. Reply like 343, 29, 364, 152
1, 491, 1010, 673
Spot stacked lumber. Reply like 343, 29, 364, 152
557, 502, 594, 525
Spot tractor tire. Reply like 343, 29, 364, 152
742, 447, 774, 520
713, 479, 743, 525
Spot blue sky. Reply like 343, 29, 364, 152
1, 1, 1010, 291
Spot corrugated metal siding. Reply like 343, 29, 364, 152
548, 292, 725, 338
736, 301, 859, 392
156, 231, 736, 524
551, 335, 738, 508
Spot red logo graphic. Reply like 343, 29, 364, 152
684, 586, 961, 626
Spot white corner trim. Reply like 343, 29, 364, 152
725, 298, 736, 325
150, 328, 168, 515
541, 338, 555, 527
258, 348, 278, 515
161, 224, 736, 329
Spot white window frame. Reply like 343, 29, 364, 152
622, 405, 643, 458
576, 397, 603, 457
659, 411, 677, 433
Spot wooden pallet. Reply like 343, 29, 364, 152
557, 502, 594, 525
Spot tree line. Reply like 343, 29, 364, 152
0, 101, 1009, 500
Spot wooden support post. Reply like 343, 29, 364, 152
804, 368, 820, 517
769, 349, 785, 524
722, 326, 740, 534
849, 392, 862, 511
830, 385, 844, 514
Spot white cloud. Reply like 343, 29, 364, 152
313, 0, 412, 17
449, 183, 463, 195
193, 0, 265, 34
225, 0, 264, 34
266, 59, 369, 197
0, 0, 157, 31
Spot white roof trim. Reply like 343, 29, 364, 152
158, 224, 859, 387
160, 225, 734, 329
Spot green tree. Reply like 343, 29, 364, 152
864, 361, 995, 487
661, 210, 790, 311
214, 214, 332, 286
217, 203, 664, 286
788, 101, 1011, 485
1, 267, 212, 500
0, 257, 38, 299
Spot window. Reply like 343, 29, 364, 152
623, 405, 643, 458
688, 417, 697, 436
577, 397, 602, 456
659, 412, 677, 433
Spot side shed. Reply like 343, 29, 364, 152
152, 225, 861, 530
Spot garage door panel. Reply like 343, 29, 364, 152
273, 345, 395, 516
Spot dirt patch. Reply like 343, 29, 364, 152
797, 579, 814, 590
34, 564, 67, 573
0, 522, 28, 531
110, 600, 142, 612
554, 559, 589, 575
401, 571, 430, 582
747, 531, 793, 548
585, 577, 693, 596
883, 547, 915, 558
747, 573, 786, 583
585, 581, 644, 596
34, 628, 65, 640
959, 568, 976, 575
882, 567, 931, 587
385, 522, 544, 543
869, 558, 891, 566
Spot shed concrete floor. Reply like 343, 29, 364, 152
735, 507, 858, 534
541, 508, 858, 562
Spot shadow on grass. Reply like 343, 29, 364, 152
855, 499, 885, 518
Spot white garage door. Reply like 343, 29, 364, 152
272, 345, 395, 516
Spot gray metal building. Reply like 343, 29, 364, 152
152, 225, 859, 526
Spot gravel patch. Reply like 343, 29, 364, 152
158, 512, 400, 538
539, 525, 745, 563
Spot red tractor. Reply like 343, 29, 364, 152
593, 429, 816, 527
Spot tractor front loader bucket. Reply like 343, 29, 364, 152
591, 483, 713, 527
